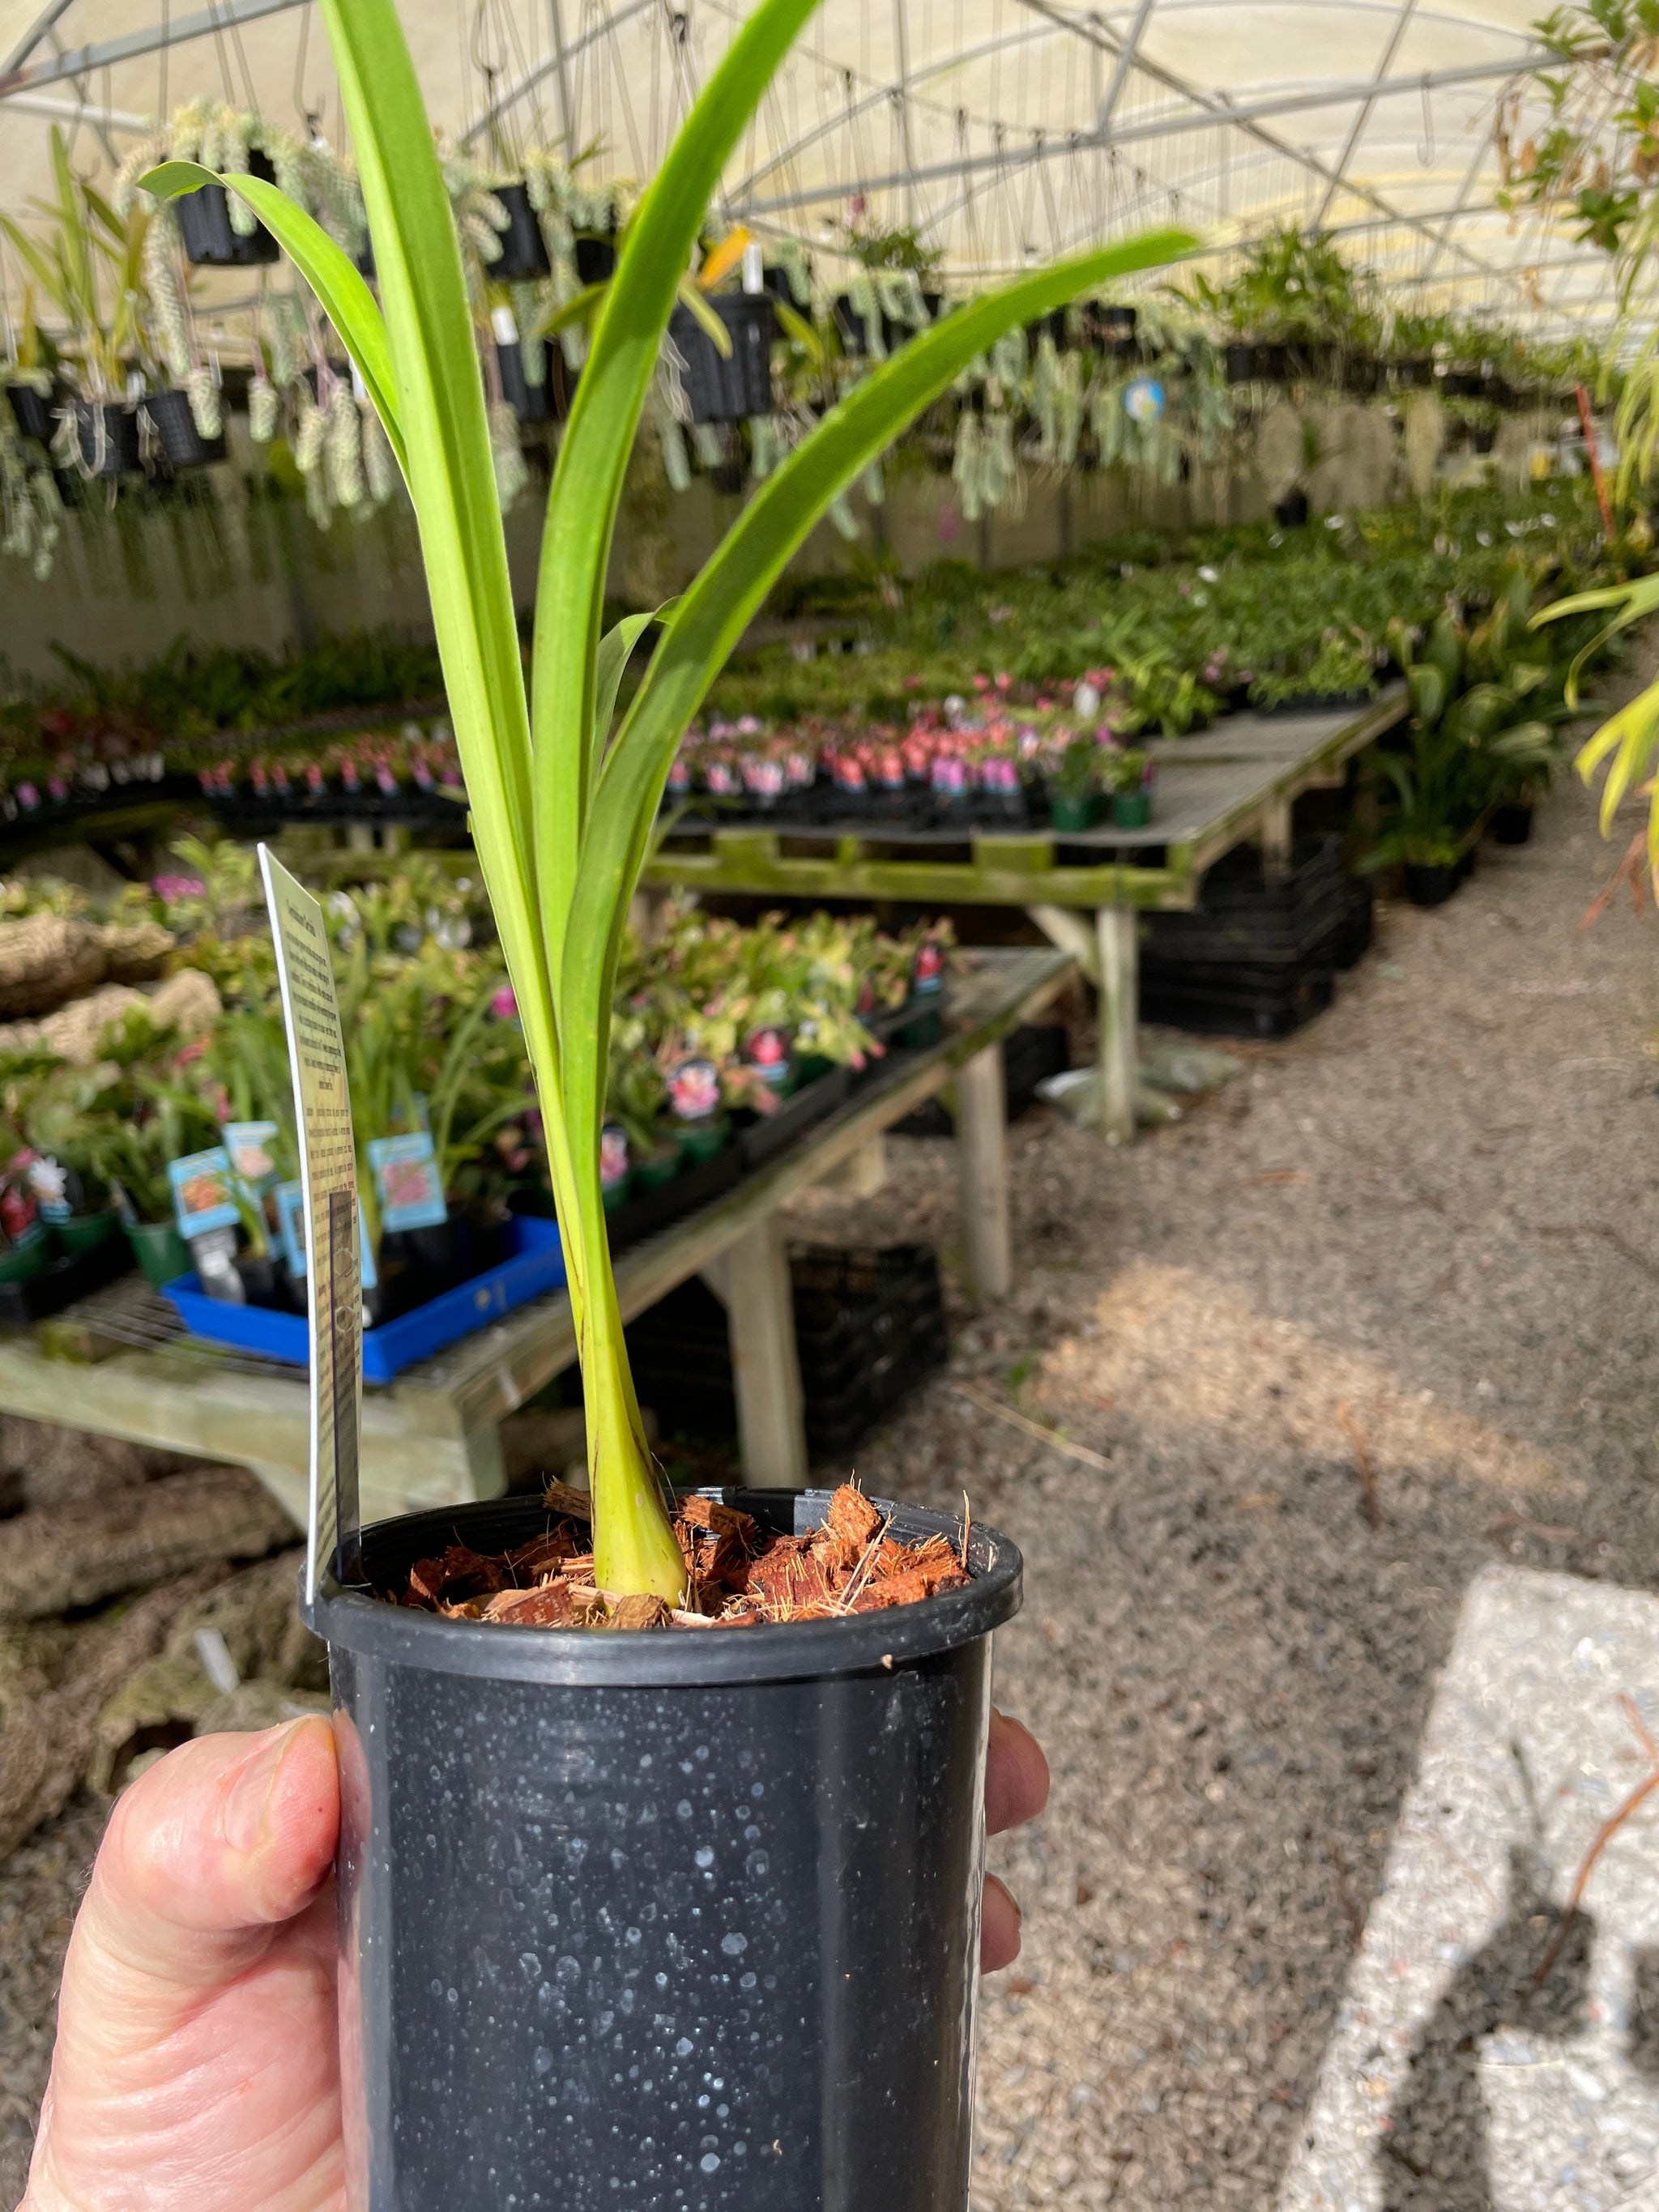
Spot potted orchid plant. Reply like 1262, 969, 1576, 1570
141, 3, 1191, 2200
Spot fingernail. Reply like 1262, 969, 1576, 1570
224, 1721, 302, 1852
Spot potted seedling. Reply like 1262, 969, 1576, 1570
146, 15, 1189, 2201
1047, 731, 1107, 829
1107, 744, 1154, 827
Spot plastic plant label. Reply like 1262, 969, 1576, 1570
168, 1147, 241, 1238
259, 846, 362, 1602
24, 1154, 75, 1222
224, 1120, 279, 1188
277, 1178, 377, 1290
667, 1056, 721, 1123
366, 1132, 448, 1232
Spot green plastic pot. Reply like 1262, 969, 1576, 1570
1049, 792, 1106, 832
58, 1208, 120, 1256
1112, 789, 1153, 829
0, 1234, 48, 1285
676, 1118, 730, 1165
126, 1218, 190, 1289
633, 1146, 682, 1193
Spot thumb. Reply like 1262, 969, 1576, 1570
72, 1717, 340, 1995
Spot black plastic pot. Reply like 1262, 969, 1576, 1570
574, 233, 618, 286
1472, 424, 1497, 454
497, 336, 558, 424
488, 182, 552, 279
177, 150, 281, 266
1392, 358, 1435, 389
1273, 488, 1310, 529
670, 294, 776, 423
1493, 801, 1533, 846
1225, 342, 1256, 384
1404, 861, 1458, 907
6, 382, 55, 443
1024, 307, 1068, 350
307, 1486, 1018, 2210
1254, 342, 1290, 382
1095, 303, 1138, 356
72, 401, 141, 477
142, 387, 227, 467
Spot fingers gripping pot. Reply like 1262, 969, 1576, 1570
307, 1487, 1021, 2210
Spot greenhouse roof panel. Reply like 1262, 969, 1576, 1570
0, 0, 1627, 332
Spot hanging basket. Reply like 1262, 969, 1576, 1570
670, 294, 776, 423
574, 232, 618, 286
71, 400, 143, 479
488, 182, 552, 280
1225, 342, 1256, 385
496, 339, 577, 424
177, 150, 281, 268
142, 389, 226, 469
1096, 304, 1139, 358
6, 384, 55, 443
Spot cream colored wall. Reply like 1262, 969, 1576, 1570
0, 411, 1351, 684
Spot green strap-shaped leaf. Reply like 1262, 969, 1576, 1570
594, 610, 664, 755
556, 228, 1196, 1160
530, 0, 825, 988
139, 160, 407, 478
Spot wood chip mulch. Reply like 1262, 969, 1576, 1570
393, 1481, 970, 1630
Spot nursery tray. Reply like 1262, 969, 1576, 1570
160, 1214, 566, 1383
736, 1066, 853, 1170
0, 1229, 133, 1328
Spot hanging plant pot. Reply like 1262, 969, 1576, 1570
1442, 370, 1483, 399
496, 337, 557, 424
1344, 356, 1380, 396
1472, 424, 1497, 454
574, 232, 618, 285
1024, 308, 1068, 350
305, 1485, 1019, 2212
6, 383, 56, 443
1273, 488, 1311, 529
1225, 342, 1256, 385
1391, 358, 1435, 390
72, 401, 142, 478
142, 388, 226, 468
488, 182, 552, 279
1254, 342, 1290, 382
177, 149, 281, 267
1094, 303, 1139, 357
669, 294, 776, 423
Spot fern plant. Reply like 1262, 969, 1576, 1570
142, 0, 1192, 1601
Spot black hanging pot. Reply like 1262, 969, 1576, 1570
177, 149, 281, 267
832, 292, 911, 358
1254, 341, 1290, 382
1392, 358, 1435, 390
488, 182, 552, 280
307, 1485, 1020, 2212
574, 232, 618, 286
497, 337, 557, 424
1473, 424, 1497, 454
1024, 308, 1068, 350
142, 387, 226, 468
6, 382, 56, 443
1225, 341, 1256, 384
1273, 488, 1311, 529
1098, 303, 1139, 357
670, 293, 776, 423
1345, 356, 1380, 395
72, 400, 142, 478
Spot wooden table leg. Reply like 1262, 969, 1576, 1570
710, 1218, 808, 1488
1096, 906, 1139, 1145
956, 1042, 1012, 1299
1260, 794, 1294, 881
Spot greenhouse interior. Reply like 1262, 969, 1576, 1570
6, 0, 1659, 2205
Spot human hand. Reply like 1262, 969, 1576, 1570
23, 1705, 1049, 2208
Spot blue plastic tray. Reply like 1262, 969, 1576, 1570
161, 1214, 567, 1383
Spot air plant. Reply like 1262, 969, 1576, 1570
143, 0, 1192, 1602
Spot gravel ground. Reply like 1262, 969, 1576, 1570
808, 753, 1659, 2208
3, 725, 1658, 2208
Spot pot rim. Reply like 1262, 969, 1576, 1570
305, 1485, 1021, 1687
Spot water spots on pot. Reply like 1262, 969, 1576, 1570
694, 1846, 715, 1869
720, 1933, 748, 1958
